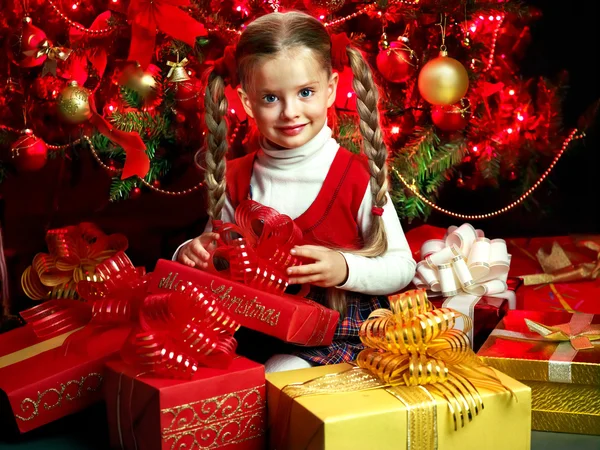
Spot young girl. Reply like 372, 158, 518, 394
175, 10, 416, 373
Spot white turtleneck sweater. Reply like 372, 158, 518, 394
175, 124, 416, 295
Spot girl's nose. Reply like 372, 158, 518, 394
281, 99, 300, 120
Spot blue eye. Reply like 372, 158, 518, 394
263, 94, 278, 103
299, 88, 314, 98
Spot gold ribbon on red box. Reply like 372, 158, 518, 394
21, 223, 128, 301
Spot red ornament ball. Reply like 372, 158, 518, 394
174, 77, 203, 112
130, 187, 142, 199
11, 130, 48, 172
376, 42, 416, 83
5, 17, 48, 68
431, 103, 470, 131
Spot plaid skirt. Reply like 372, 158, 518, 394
233, 288, 389, 366
293, 288, 389, 365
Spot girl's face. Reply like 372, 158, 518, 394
238, 48, 338, 149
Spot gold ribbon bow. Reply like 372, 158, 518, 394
23, 39, 72, 76
521, 239, 600, 286
166, 56, 190, 83
21, 222, 128, 301
525, 317, 600, 351
35, 39, 72, 61
275, 289, 510, 450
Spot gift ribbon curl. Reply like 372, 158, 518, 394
412, 223, 516, 341
21, 223, 128, 301
209, 200, 306, 295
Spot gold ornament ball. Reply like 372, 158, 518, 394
417, 52, 469, 105
57, 81, 92, 124
120, 63, 160, 102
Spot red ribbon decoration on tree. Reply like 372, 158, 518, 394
212, 45, 239, 87
124, 0, 208, 69
209, 200, 307, 295
88, 95, 150, 179
67, 11, 112, 85
20, 252, 239, 378
330, 32, 352, 70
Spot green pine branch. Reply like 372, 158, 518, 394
120, 86, 143, 109
109, 177, 137, 202
335, 114, 362, 154
110, 111, 172, 140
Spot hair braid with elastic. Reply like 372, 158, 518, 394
202, 72, 229, 222
346, 46, 389, 257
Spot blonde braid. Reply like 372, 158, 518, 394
203, 72, 229, 222
346, 46, 389, 257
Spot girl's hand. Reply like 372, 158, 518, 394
286, 245, 348, 287
177, 232, 220, 269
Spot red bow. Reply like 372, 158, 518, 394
20, 251, 238, 378
125, 0, 207, 69
210, 200, 306, 295
213, 45, 239, 87
67, 11, 112, 85
88, 95, 150, 179
331, 32, 351, 70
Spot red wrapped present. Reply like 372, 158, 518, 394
148, 200, 339, 347
104, 357, 265, 450
102, 257, 265, 450
406, 223, 516, 348
0, 323, 130, 434
0, 251, 146, 434
506, 235, 600, 314
478, 309, 600, 434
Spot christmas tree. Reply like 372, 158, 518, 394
0, 0, 593, 220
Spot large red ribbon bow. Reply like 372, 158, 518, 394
122, 0, 207, 69
20, 251, 239, 378
209, 200, 306, 295
67, 11, 112, 85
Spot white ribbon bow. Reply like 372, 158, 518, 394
412, 223, 516, 343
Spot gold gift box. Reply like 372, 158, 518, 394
478, 310, 600, 435
266, 363, 531, 450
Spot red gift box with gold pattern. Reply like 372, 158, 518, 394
478, 309, 600, 434
148, 259, 339, 347
505, 235, 600, 314
0, 324, 129, 434
103, 357, 265, 450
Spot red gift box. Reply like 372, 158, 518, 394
506, 235, 600, 314
104, 357, 265, 450
148, 259, 339, 347
430, 296, 510, 351
0, 324, 129, 434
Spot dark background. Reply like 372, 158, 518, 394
1, 0, 599, 317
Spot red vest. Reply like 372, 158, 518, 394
226, 148, 370, 250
